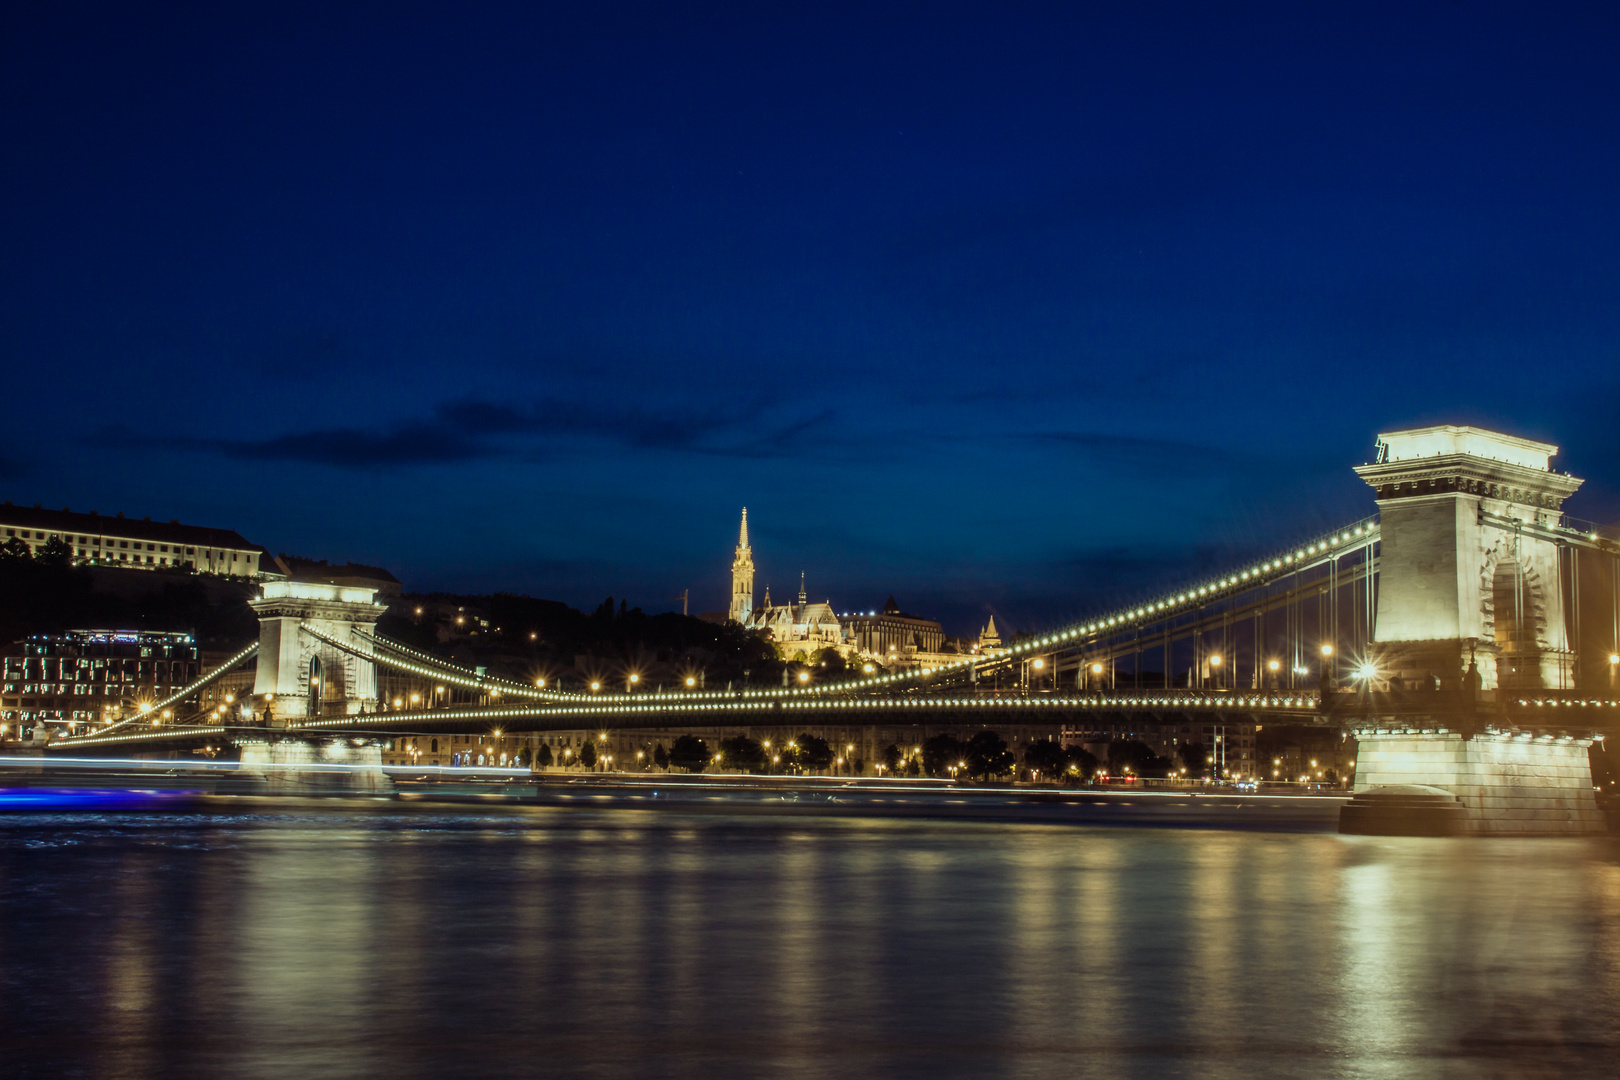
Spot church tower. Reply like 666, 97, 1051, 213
729, 508, 754, 623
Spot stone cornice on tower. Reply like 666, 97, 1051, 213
1354, 425, 1583, 514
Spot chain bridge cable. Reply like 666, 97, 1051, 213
51, 515, 1384, 752
54, 641, 261, 746
355, 630, 585, 701
750, 515, 1385, 700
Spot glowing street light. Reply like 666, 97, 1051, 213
1091, 663, 1103, 675
797, 671, 810, 683
685, 676, 696, 687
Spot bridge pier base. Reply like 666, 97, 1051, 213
1345, 728, 1604, 835
229, 738, 395, 796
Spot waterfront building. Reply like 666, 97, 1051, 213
1061, 719, 1258, 780
0, 502, 267, 577
0, 630, 202, 736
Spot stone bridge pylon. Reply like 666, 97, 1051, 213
1355, 424, 1582, 692
247, 580, 385, 721
1344, 424, 1605, 835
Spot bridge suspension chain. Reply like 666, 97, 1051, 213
750, 515, 1385, 701
355, 630, 585, 701
55, 641, 261, 745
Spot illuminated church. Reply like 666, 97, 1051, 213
727, 509, 848, 661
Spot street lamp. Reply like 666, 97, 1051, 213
685, 676, 696, 688
797, 671, 810, 683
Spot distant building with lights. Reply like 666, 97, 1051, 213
744, 575, 846, 662
0, 630, 201, 736
0, 502, 267, 577
721, 508, 986, 669
842, 596, 946, 666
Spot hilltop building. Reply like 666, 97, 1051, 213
744, 575, 846, 661
842, 596, 945, 663
0, 502, 267, 577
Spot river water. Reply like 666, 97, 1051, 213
1, 797, 1616, 1079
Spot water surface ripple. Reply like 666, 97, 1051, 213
1, 800, 1616, 1079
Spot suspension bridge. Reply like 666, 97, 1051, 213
47, 424, 1620, 832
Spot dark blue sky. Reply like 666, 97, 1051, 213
3, 2, 1618, 634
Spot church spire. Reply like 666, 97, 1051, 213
798, 571, 807, 606
729, 508, 754, 623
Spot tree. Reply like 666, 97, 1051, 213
922, 733, 966, 778
811, 647, 847, 675
880, 743, 903, 773
1023, 739, 1067, 782
35, 536, 73, 566
965, 730, 1015, 781
718, 734, 766, 772
1064, 744, 1099, 782
789, 732, 833, 773
1106, 739, 1156, 777
653, 742, 669, 771
668, 734, 710, 773
1106, 739, 1177, 778
578, 740, 598, 769
535, 744, 554, 769
0, 537, 31, 562
1178, 742, 1208, 776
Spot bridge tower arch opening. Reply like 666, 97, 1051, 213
248, 580, 385, 721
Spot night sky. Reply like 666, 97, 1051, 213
3, 2, 1618, 634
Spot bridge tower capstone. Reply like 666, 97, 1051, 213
1353, 425, 1582, 692
247, 581, 384, 720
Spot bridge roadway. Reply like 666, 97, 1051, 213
48, 685, 1620, 756
53, 688, 1328, 754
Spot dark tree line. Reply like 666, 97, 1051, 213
0, 542, 257, 648
376, 590, 783, 689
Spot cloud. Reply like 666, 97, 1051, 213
102, 396, 837, 469
1024, 430, 1218, 468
